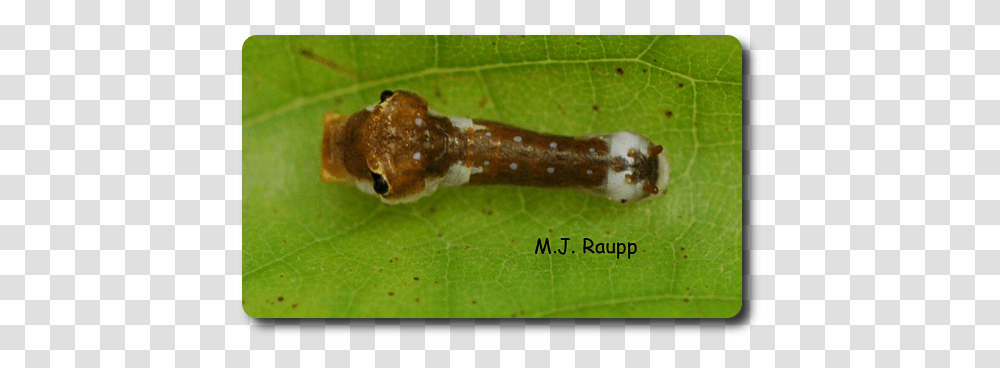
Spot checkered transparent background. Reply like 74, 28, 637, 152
1, 0, 999, 367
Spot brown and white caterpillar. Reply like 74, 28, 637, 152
321, 90, 669, 204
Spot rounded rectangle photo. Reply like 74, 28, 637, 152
242, 35, 743, 318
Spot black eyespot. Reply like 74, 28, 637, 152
379, 90, 394, 103
371, 172, 389, 194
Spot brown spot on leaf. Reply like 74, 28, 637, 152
389, 292, 394, 296
479, 96, 488, 108
615, 67, 624, 76
292, 304, 298, 308
277, 296, 284, 302
678, 83, 684, 88
415, 298, 420, 302
472, 300, 477, 304
592, 105, 600, 111
684, 298, 689, 303
414, 277, 420, 281
665, 111, 673, 118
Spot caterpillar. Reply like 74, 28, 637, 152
321, 90, 669, 204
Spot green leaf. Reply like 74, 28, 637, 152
243, 35, 743, 318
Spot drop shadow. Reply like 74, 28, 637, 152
242, 40, 757, 331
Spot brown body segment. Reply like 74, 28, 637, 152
465, 121, 614, 189
322, 91, 467, 201
354, 101, 464, 200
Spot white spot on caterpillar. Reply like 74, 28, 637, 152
547, 167, 554, 174
415, 118, 423, 126
448, 115, 486, 130
484, 161, 490, 166
589, 147, 595, 153
550, 142, 557, 148
413, 152, 421, 160
599, 132, 657, 203
587, 170, 593, 175
485, 132, 492, 137
421, 161, 475, 200
510, 163, 518, 170
514, 136, 522, 142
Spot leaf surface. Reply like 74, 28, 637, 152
243, 35, 743, 318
